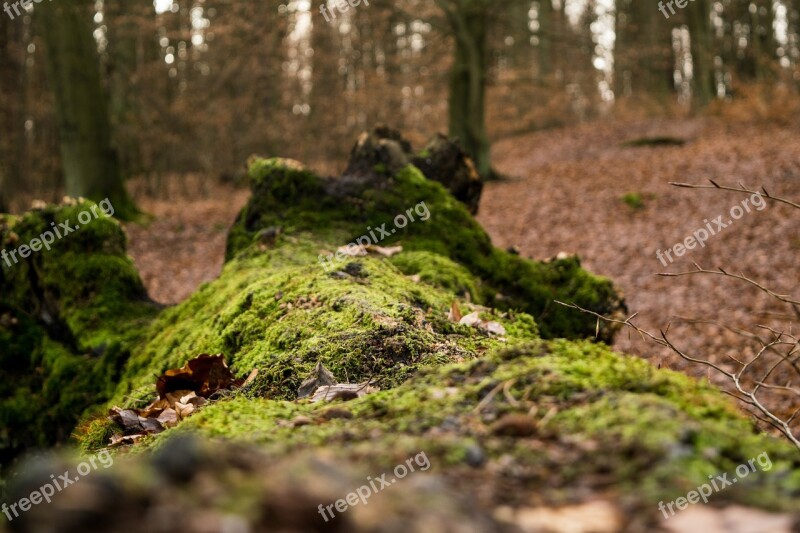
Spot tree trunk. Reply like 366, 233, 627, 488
442, 1, 492, 179
537, 0, 553, 78
687, 0, 715, 106
38, 0, 137, 218
104, 0, 145, 178
0, 13, 10, 212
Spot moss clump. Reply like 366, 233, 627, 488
390, 251, 480, 301
226, 158, 626, 341
622, 192, 645, 210
0, 200, 159, 465
96, 250, 538, 428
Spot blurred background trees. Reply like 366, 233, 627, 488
0, 0, 798, 210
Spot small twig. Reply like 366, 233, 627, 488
659, 263, 800, 306
669, 180, 800, 210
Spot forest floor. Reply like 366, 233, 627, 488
124, 116, 800, 420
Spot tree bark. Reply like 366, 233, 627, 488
38, 0, 137, 218
439, 0, 492, 179
687, 0, 715, 106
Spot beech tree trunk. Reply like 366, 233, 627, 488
438, 0, 492, 179
687, 0, 715, 106
38, 0, 137, 218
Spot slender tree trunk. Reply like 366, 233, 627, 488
38, 0, 137, 218
687, 0, 715, 106
537, 0, 553, 78
754, 0, 775, 82
105, 0, 144, 178
0, 13, 11, 212
441, 1, 492, 179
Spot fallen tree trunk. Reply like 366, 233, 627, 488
1, 130, 798, 531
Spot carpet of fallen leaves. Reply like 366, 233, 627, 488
124, 175, 250, 303
478, 118, 799, 424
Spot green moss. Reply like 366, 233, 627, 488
5, 163, 797, 520
125, 340, 799, 512
0, 199, 159, 465
107, 249, 538, 410
622, 192, 645, 210
225, 158, 626, 341
390, 251, 480, 301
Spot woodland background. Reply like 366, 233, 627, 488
0, 0, 798, 212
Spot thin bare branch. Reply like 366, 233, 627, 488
669, 180, 800, 210
659, 263, 800, 306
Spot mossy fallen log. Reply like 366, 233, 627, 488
1, 131, 798, 531
0, 201, 159, 466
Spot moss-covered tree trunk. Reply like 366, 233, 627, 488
38, 0, 137, 219
2, 130, 799, 531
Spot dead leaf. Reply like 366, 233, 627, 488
309, 383, 378, 403
298, 361, 337, 399
490, 414, 538, 437
448, 301, 463, 322
291, 415, 314, 427
165, 389, 196, 405
174, 402, 196, 419
109, 434, 146, 447
336, 244, 368, 257
139, 398, 171, 418
459, 312, 482, 327
179, 391, 207, 407
157, 408, 180, 428
156, 354, 239, 399
365, 245, 403, 257
109, 407, 165, 436
108, 355, 246, 446
484, 321, 506, 336
458, 310, 506, 336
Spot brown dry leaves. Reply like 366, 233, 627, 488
296, 362, 378, 403
449, 301, 507, 336
109, 354, 252, 446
